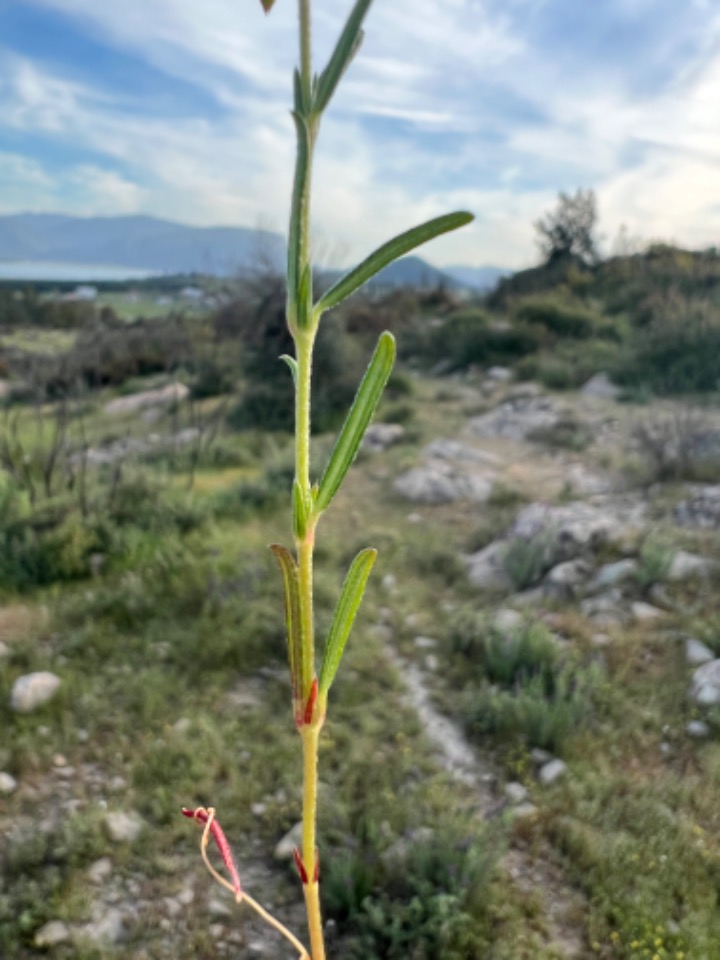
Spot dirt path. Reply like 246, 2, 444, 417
388, 645, 587, 958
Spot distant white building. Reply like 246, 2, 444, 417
73, 285, 98, 301
180, 286, 204, 300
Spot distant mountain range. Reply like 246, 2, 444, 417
0, 213, 510, 291
442, 264, 510, 291
0, 213, 285, 276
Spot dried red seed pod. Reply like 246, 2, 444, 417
182, 807, 242, 898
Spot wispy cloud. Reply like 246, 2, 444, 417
1, 0, 720, 266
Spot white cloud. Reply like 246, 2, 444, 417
7, 0, 720, 267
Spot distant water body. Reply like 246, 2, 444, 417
0, 261, 161, 282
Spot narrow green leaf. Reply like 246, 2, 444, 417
269, 544, 303, 700
287, 111, 310, 326
319, 548, 377, 695
314, 0, 372, 114
297, 264, 313, 328
315, 212, 474, 315
293, 68, 307, 116
292, 479, 308, 540
315, 332, 395, 514
280, 354, 298, 387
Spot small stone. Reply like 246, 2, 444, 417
493, 608, 524, 635
251, 802, 267, 817
381, 828, 435, 869
10, 672, 61, 713
368, 623, 393, 644
545, 559, 591, 593
590, 559, 637, 591
107, 775, 127, 793
509, 802, 539, 821
0, 771, 17, 794
79, 908, 128, 946
486, 366, 512, 382
687, 720, 711, 739
686, 638, 715, 666
530, 748, 552, 767
425, 654, 439, 671
362, 423, 405, 453
34, 921, 71, 948
691, 659, 720, 706
274, 822, 303, 861
164, 897, 183, 919
208, 895, 233, 918
172, 717, 193, 735
0, 640, 9, 658
504, 782, 529, 805
591, 633, 611, 647
104, 811, 145, 844
413, 636, 437, 650
538, 759, 567, 785
668, 550, 716, 581
631, 601, 665, 622
580, 372, 620, 399
381, 574, 397, 593
394, 463, 493, 505
88, 857, 113, 884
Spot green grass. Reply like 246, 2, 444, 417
4, 360, 720, 959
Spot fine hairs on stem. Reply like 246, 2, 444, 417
184, 2, 473, 958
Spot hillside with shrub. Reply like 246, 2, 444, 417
3, 247, 720, 958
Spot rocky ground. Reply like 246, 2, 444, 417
4, 368, 720, 957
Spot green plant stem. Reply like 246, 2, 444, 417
293, 6, 325, 956
295, 332, 315, 491
299, 0, 313, 107
301, 724, 325, 960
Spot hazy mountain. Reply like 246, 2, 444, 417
0, 213, 286, 275
0, 214, 502, 292
366, 255, 454, 289
443, 264, 510, 291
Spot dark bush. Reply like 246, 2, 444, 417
420, 312, 541, 372
227, 280, 367, 433
514, 296, 597, 338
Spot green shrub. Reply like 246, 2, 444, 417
615, 297, 720, 394
462, 661, 603, 752
514, 296, 597, 338
323, 825, 497, 960
210, 455, 294, 521
227, 281, 365, 433
502, 532, 553, 591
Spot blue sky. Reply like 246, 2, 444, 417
0, 0, 719, 268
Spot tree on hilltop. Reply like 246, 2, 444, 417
535, 188, 599, 265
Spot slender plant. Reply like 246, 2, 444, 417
184, 2, 472, 957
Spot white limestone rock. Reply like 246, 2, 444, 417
538, 759, 567, 786
274, 822, 303, 861
10, 672, 61, 713
691, 659, 720, 706
686, 638, 715, 666
104, 811, 145, 844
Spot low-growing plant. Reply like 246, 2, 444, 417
502, 529, 554, 591
461, 660, 603, 753
180, 4, 472, 960
634, 538, 674, 589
